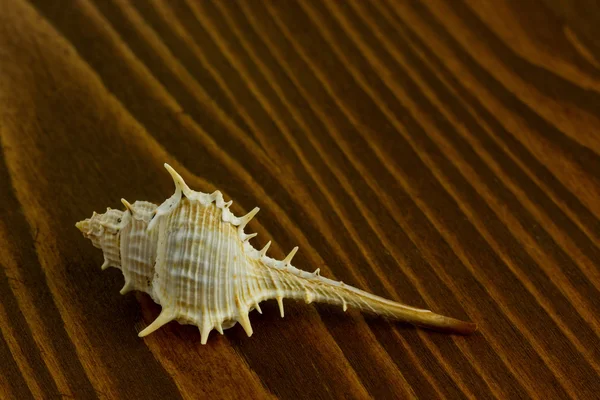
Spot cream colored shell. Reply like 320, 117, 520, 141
76, 164, 476, 344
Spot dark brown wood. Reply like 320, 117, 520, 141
1, 0, 599, 398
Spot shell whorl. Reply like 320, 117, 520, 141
76, 163, 476, 344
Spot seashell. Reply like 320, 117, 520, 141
76, 164, 476, 344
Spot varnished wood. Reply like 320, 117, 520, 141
1, 0, 599, 398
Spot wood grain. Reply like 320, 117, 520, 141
1, 0, 599, 398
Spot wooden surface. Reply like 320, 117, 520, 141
1, 0, 599, 398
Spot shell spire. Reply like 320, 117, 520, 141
76, 163, 477, 344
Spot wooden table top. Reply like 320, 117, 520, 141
1, 0, 599, 398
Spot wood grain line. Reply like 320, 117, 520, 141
3, 0, 599, 397
315, 0, 600, 395
2, 1, 264, 398
564, 26, 600, 69
122, 6, 404, 396
209, 2, 495, 397
373, 0, 600, 260
330, 0, 600, 368
1, 106, 180, 400
540, 0, 600, 66
87, 0, 278, 176
0, 286, 47, 399
89, 3, 408, 396
0, 5, 107, 397
238, 1, 516, 396
0, 324, 33, 400
97, 0, 492, 396
134, 0, 280, 161
0, 223, 77, 399
18, 3, 290, 393
135, 296, 276, 400
0, 30, 274, 398
416, 0, 600, 232
166, 1, 422, 397
376, 1, 600, 260
367, 1, 600, 373
175, 0, 463, 396
42, 2, 382, 396
450, 0, 600, 152
300, 1, 600, 395
338, 0, 600, 341
262, 0, 592, 397
236, 1, 509, 397
389, 0, 600, 222
353, 0, 600, 297
463, 0, 600, 94
28, 0, 295, 234
69, 0, 303, 251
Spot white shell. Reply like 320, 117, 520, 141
76, 164, 476, 344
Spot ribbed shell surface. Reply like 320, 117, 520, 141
153, 198, 247, 332
119, 201, 159, 300
95, 209, 123, 269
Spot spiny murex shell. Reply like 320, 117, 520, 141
76, 164, 476, 344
